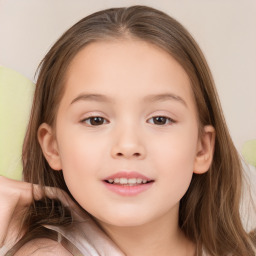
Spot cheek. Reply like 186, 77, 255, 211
55, 126, 116, 202
152, 124, 198, 167
57, 135, 105, 211
150, 125, 198, 197
57, 129, 105, 172
56, 129, 107, 195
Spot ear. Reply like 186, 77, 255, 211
193, 125, 215, 174
37, 123, 62, 171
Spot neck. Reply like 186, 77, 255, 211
97, 206, 196, 256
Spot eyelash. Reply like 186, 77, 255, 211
81, 116, 176, 126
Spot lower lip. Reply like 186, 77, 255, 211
103, 181, 154, 196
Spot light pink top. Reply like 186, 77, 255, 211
43, 210, 125, 256
1, 202, 207, 255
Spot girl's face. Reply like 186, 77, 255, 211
40, 39, 213, 228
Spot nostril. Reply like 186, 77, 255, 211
115, 152, 140, 157
112, 147, 145, 159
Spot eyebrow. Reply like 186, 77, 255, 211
70, 93, 188, 108
144, 93, 188, 108
71, 94, 112, 104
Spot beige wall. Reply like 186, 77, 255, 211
0, 0, 255, 228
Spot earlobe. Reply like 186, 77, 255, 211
37, 123, 62, 171
193, 125, 215, 174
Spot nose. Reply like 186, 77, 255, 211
110, 127, 146, 160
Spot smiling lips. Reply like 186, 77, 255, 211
103, 171, 154, 196
106, 177, 149, 185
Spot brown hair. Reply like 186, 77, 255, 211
7, 5, 256, 256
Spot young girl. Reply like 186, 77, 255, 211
0, 5, 255, 256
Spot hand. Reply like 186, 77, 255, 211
0, 176, 77, 248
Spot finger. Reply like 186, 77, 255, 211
0, 177, 34, 245
0, 196, 20, 247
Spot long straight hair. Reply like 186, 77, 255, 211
7, 5, 256, 256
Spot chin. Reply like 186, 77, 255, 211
94, 210, 155, 228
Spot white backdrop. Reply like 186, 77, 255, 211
0, 0, 256, 229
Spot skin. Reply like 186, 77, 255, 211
38, 39, 215, 256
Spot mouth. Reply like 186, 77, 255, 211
102, 171, 154, 196
104, 178, 154, 186
103, 171, 154, 185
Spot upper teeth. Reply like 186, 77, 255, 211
107, 178, 148, 185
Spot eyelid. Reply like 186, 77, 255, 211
81, 116, 109, 122
147, 110, 177, 120
80, 111, 107, 119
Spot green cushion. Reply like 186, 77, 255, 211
242, 139, 256, 167
0, 66, 35, 180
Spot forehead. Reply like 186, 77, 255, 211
61, 39, 196, 111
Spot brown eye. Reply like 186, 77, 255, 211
83, 116, 107, 126
148, 116, 174, 125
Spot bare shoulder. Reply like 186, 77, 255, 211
14, 238, 72, 256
